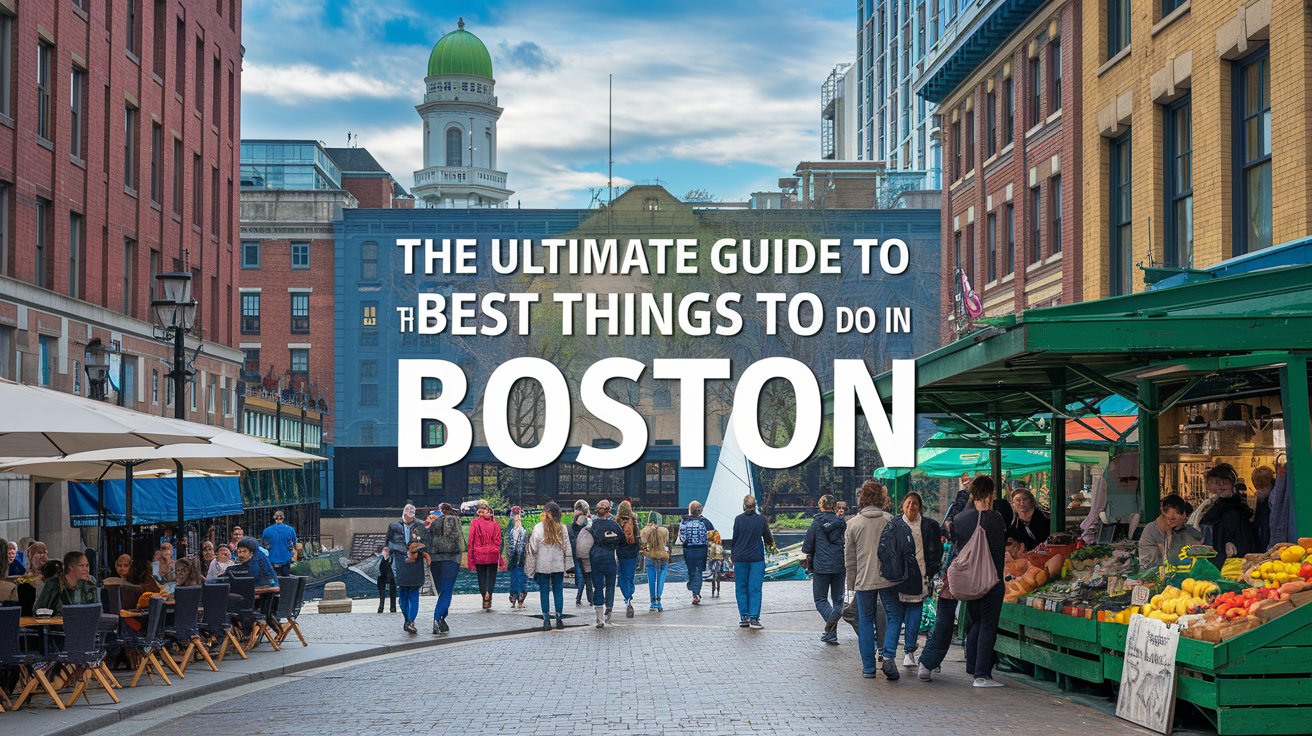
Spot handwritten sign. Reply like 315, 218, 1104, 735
1117, 613, 1180, 734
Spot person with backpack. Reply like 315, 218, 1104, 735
467, 502, 504, 610
587, 499, 624, 627
427, 503, 465, 634
878, 492, 942, 669
801, 494, 846, 644
679, 501, 715, 605
845, 480, 897, 679
614, 501, 642, 618
525, 501, 573, 631
569, 500, 593, 606
950, 475, 1007, 688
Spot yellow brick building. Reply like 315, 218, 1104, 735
1082, 0, 1305, 299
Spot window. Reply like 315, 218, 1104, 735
361, 361, 378, 379
192, 153, 202, 226
125, 106, 139, 190
1051, 175, 1063, 254
360, 384, 378, 407
1235, 50, 1271, 255
123, 357, 137, 406
644, 461, 678, 506
291, 242, 309, 269
986, 212, 997, 282
68, 213, 83, 299
242, 348, 260, 381
151, 369, 159, 404
1163, 0, 1187, 16
38, 336, 52, 386
964, 106, 974, 171
289, 349, 309, 384
175, 19, 185, 96
1050, 37, 1062, 111
149, 249, 159, 302
1164, 96, 1193, 267
70, 68, 87, 159
210, 166, 219, 234
421, 377, 440, 400
1108, 0, 1130, 57
290, 292, 310, 334
194, 36, 204, 112
1004, 204, 1015, 276
445, 127, 462, 166
1003, 76, 1014, 142
985, 86, 997, 157
123, 239, 136, 313
0, 183, 8, 276
951, 115, 962, 179
360, 301, 378, 346
149, 124, 163, 203
357, 467, 380, 493
153, 1, 166, 75
242, 241, 259, 268
0, 326, 11, 380
360, 241, 378, 280
37, 42, 52, 140
0, 15, 11, 117
965, 225, 975, 284
240, 292, 260, 333
35, 198, 51, 289
227, 70, 234, 139
126, 0, 141, 56
953, 231, 962, 274
1029, 54, 1041, 125
1110, 134, 1133, 295
212, 55, 220, 122
421, 419, 443, 448
172, 139, 183, 215
1029, 186, 1042, 263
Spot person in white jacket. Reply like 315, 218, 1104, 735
525, 501, 575, 631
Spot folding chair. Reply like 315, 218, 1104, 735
0, 606, 48, 710
274, 576, 308, 647
122, 597, 174, 687
50, 604, 118, 707
164, 585, 216, 674
200, 582, 245, 663
248, 578, 292, 652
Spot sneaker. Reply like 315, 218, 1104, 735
404, 620, 417, 634
692, 595, 701, 606
918, 664, 933, 682
655, 601, 663, 612
605, 609, 613, 623
749, 618, 764, 630
972, 677, 1005, 688
649, 603, 658, 611
820, 632, 838, 645
542, 618, 552, 631
432, 621, 441, 635
862, 670, 877, 679
739, 617, 750, 628
555, 616, 564, 630
626, 603, 635, 618
438, 618, 449, 633
903, 652, 917, 668
596, 621, 605, 629
877, 653, 884, 664
882, 658, 900, 681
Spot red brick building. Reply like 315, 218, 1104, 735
0, 0, 243, 546
325, 147, 414, 209
919, 0, 1084, 344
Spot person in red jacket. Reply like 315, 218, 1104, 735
467, 502, 504, 610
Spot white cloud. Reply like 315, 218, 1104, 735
243, 63, 419, 102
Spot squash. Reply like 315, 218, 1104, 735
1005, 558, 1032, 578
1299, 537, 1312, 549
1044, 555, 1064, 578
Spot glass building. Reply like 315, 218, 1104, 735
240, 140, 343, 191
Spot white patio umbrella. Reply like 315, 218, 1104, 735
0, 379, 212, 456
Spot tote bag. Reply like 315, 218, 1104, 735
946, 521, 998, 601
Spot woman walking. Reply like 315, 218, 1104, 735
707, 531, 727, 598
879, 492, 942, 669
641, 512, 670, 611
506, 507, 529, 609
802, 494, 847, 644
467, 502, 504, 610
525, 501, 573, 631
615, 501, 641, 618
586, 499, 623, 627
569, 500, 593, 606
953, 475, 1008, 687
427, 503, 464, 633
845, 480, 897, 679
679, 501, 715, 605
386, 503, 428, 633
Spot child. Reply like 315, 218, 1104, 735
506, 507, 529, 609
707, 530, 727, 598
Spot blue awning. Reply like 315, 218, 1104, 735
919, 0, 1047, 103
68, 475, 244, 528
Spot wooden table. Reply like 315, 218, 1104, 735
20, 616, 63, 627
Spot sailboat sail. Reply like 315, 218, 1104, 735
702, 416, 757, 537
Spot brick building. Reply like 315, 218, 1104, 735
325, 147, 414, 209
1081, 0, 1304, 299
919, 0, 1083, 345
0, 1, 244, 546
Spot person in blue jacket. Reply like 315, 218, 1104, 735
802, 494, 847, 644
586, 499, 624, 628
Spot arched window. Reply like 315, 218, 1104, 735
445, 127, 462, 166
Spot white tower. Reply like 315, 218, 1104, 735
413, 18, 513, 208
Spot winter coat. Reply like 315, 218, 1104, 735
801, 511, 846, 575
425, 514, 466, 563
588, 517, 624, 568
844, 506, 896, 592
1201, 493, 1259, 566
678, 516, 715, 548
524, 522, 574, 577
467, 516, 504, 569
573, 520, 593, 572
881, 514, 943, 598
731, 511, 774, 563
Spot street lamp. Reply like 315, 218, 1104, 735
83, 338, 111, 401
150, 272, 198, 420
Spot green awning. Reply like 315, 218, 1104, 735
874, 446, 1106, 479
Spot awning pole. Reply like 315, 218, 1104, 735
96, 480, 105, 574
1138, 381, 1161, 522
1280, 355, 1311, 539
175, 459, 185, 556
124, 462, 135, 557
991, 415, 1003, 497
1051, 387, 1067, 533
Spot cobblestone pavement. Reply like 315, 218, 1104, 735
106, 582, 1149, 736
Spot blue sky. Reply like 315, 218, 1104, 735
240, 1, 854, 208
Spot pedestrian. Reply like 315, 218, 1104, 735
569, 500, 593, 606
835, 500, 849, 519
614, 501, 641, 618
844, 480, 897, 679
953, 475, 1008, 688
386, 504, 428, 633
375, 545, 397, 614
802, 494, 847, 644
707, 530, 727, 597
525, 501, 573, 631
426, 503, 464, 633
586, 499, 623, 627
506, 507, 529, 609
467, 501, 503, 610
260, 510, 298, 576
732, 494, 774, 630
641, 512, 670, 612
880, 492, 942, 670
679, 500, 715, 605
1252, 465, 1275, 551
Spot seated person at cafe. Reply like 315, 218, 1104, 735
25, 541, 50, 583
34, 551, 100, 614
175, 556, 205, 587
227, 538, 279, 587
208, 544, 236, 579
152, 541, 178, 594
1138, 494, 1202, 569
125, 557, 163, 594
101, 554, 133, 585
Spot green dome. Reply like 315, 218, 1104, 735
427, 19, 493, 79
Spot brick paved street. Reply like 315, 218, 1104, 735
92, 582, 1149, 736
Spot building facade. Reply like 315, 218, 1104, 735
822, 63, 860, 160
412, 19, 512, 208
1081, 0, 1304, 298
0, 0, 244, 547
920, 0, 1083, 344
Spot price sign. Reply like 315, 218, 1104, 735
1130, 584, 1151, 607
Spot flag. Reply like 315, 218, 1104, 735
958, 268, 984, 320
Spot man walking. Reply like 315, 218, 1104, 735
260, 510, 297, 577
427, 503, 465, 634
679, 501, 714, 605
732, 495, 773, 630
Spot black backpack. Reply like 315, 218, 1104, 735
877, 520, 911, 585
430, 515, 460, 555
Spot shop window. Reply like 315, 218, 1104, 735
1234, 49, 1271, 256
1165, 96, 1193, 267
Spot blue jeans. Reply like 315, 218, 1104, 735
509, 566, 527, 599
431, 560, 458, 621
812, 572, 844, 626
919, 597, 958, 671
879, 589, 923, 658
574, 558, 592, 603
590, 558, 617, 610
535, 572, 564, 616
734, 560, 765, 619
685, 549, 707, 597
399, 586, 420, 623
617, 556, 638, 603
646, 558, 668, 602
855, 589, 882, 673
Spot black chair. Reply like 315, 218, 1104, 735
16, 583, 35, 617
226, 576, 258, 644
248, 578, 291, 652
100, 585, 121, 615
199, 582, 246, 663
50, 603, 118, 707
120, 597, 173, 688
164, 585, 215, 674
274, 576, 308, 647
0, 606, 47, 710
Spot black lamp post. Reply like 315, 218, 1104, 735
150, 272, 198, 420
83, 339, 111, 401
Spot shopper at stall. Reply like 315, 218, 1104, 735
953, 475, 1008, 688
881, 492, 943, 668
1007, 489, 1050, 551
845, 480, 896, 678
1251, 465, 1276, 551
1196, 463, 1259, 566
570, 500, 593, 606
1139, 494, 1202, 569
733, 494, 774, 630
679, 501, 714, 605
802, 494, 847, 644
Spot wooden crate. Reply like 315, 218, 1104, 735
998, 603, 1103, 686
